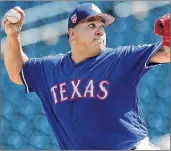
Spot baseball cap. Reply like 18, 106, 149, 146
68, 3, 115, 31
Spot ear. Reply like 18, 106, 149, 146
68, 28, 76, 40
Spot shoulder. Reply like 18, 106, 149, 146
103, 44, 154, 55
25, 53, 68, 68
43, 53, 66, 61
41, 53, 68, 65
102, 46, 132, 57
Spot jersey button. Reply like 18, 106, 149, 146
73, 120, 78, 125
78, 140, 83, 144
73, 67, 77, 71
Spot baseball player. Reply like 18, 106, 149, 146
3, 3, 170, 150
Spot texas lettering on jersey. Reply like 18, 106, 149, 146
51, 79, 110, 104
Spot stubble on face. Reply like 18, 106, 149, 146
74, 16, 106, 51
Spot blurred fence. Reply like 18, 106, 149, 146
0, 1, 170, 150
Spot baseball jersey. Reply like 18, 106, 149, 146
20, 42, 162, 150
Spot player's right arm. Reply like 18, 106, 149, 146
4, 7, 28, 85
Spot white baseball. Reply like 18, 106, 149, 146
5, 9, 21, 24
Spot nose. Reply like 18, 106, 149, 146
95, 27, 104, 36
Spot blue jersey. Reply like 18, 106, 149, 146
20, 43, 162, 150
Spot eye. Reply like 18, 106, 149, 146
88, 23, 96, 28
101, 25, 105, 29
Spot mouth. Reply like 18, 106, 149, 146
94, 39, 104, 44
94, 38, 103, 41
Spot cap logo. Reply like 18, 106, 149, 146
90, 4, 101, 13
71, 13, 77, 23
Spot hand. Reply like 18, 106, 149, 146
154, 13, 170, 47
3, 6, 25, 37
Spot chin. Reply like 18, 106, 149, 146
97, 44, 105, 50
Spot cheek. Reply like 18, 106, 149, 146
77, 32, 94, 43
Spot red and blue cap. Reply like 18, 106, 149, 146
68, 3, 115, 31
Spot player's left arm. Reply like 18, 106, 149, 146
150, 46, 170, 63
150, 13, 170, 63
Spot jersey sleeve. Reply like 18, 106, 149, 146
116, 42, 164, 84
20, 55, 63, 94
20, 58, 44, 94
123, 42, 162, 72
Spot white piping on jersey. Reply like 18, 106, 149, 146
145, 42, 162, 69
21, 69, 30, 93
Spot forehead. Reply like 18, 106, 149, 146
80, 16, 105, 24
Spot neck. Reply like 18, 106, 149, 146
71, 46, 101, 63
71, 50, 88, 63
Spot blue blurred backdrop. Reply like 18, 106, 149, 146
0, 1, 170, 150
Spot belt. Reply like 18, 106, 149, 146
129, 146, 136, 150
129, 137, 149, 150
128, 137, 160, 150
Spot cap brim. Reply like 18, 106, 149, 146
79, 13, 115, 26
97, 14, 115, 26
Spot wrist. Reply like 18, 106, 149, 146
7, 34, 21, 41
162, 36, 170, 47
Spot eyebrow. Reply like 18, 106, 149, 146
86, 17, 105, 24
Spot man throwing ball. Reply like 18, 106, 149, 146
3, 3, 170, 150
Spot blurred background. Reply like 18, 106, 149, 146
0, 1, 170, 150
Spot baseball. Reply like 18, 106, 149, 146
5, 9, 21, 24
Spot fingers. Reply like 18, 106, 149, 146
4, 20, 12, 33
13, 6, 25, 24
4, 20, 12, 27
3, 6, 25, 26
2, 18, 7, 26
2, 12, 8, 26
3, 6, 24, 37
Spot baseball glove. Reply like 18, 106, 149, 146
154, 13, 170, 47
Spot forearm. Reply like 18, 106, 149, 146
4, 35, 28, 84
150, 45, 170, 63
